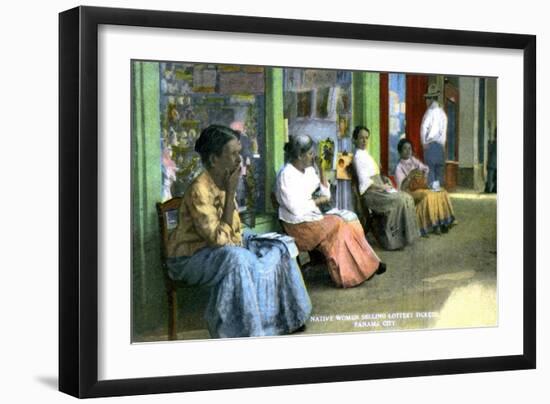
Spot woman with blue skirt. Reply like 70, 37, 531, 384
166, 125, 311, 338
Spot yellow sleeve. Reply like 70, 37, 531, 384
186, 184, 236, 247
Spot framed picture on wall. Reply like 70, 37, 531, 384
59, 6, 536, 398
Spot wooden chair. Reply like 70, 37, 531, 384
156, 197, 192, 341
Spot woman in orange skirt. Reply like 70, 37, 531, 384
276, 134, 385, 288
394, 138, 455, 236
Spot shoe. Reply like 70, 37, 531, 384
441, 225, 449, 234
433, 226, 441, 235
291, 324, 306, 334
376, 262, 387, 275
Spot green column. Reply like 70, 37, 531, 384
132, 61, 163, 337
264, 67, 285, 212
352, 72, 368, 133
352, 72, 380, 164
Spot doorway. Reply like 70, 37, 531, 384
444, 80, 459, 191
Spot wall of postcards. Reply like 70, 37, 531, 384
159, 62, 266, 212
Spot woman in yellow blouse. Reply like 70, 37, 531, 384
166, 125, 311, 339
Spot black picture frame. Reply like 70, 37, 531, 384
59, 5, 536, 398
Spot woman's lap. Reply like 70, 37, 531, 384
283, 216, 380, 287
363, 189, 413, 213
167, 241, 311, 338
282, 216, 342, 252
167, 245, 257, 287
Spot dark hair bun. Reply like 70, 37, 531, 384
194, 133, 205, 154
194, 124, 240, 166
397, 137, 412, 153
285, 134, 313, 162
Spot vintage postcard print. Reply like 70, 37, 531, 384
131, 60, 497, 342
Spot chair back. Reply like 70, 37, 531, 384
270, 191, 280, 211
156, 197, 183, 260
155, 197, 184, 340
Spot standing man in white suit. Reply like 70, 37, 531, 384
420, 83, 448, 188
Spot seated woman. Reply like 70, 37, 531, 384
276, 134, 385, 289
395, 138, 455, 236
166, 124, 311, 339
352, 126, 419, 250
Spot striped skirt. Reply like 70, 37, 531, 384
408, 189, 455, 235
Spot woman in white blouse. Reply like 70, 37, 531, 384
276, 134, 384, 288
352, 126, 419, 250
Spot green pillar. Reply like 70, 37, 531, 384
265, 67, 285, 212
352, 72, 380, 164
132, 61, 163, 337
352, 72, 368, 133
